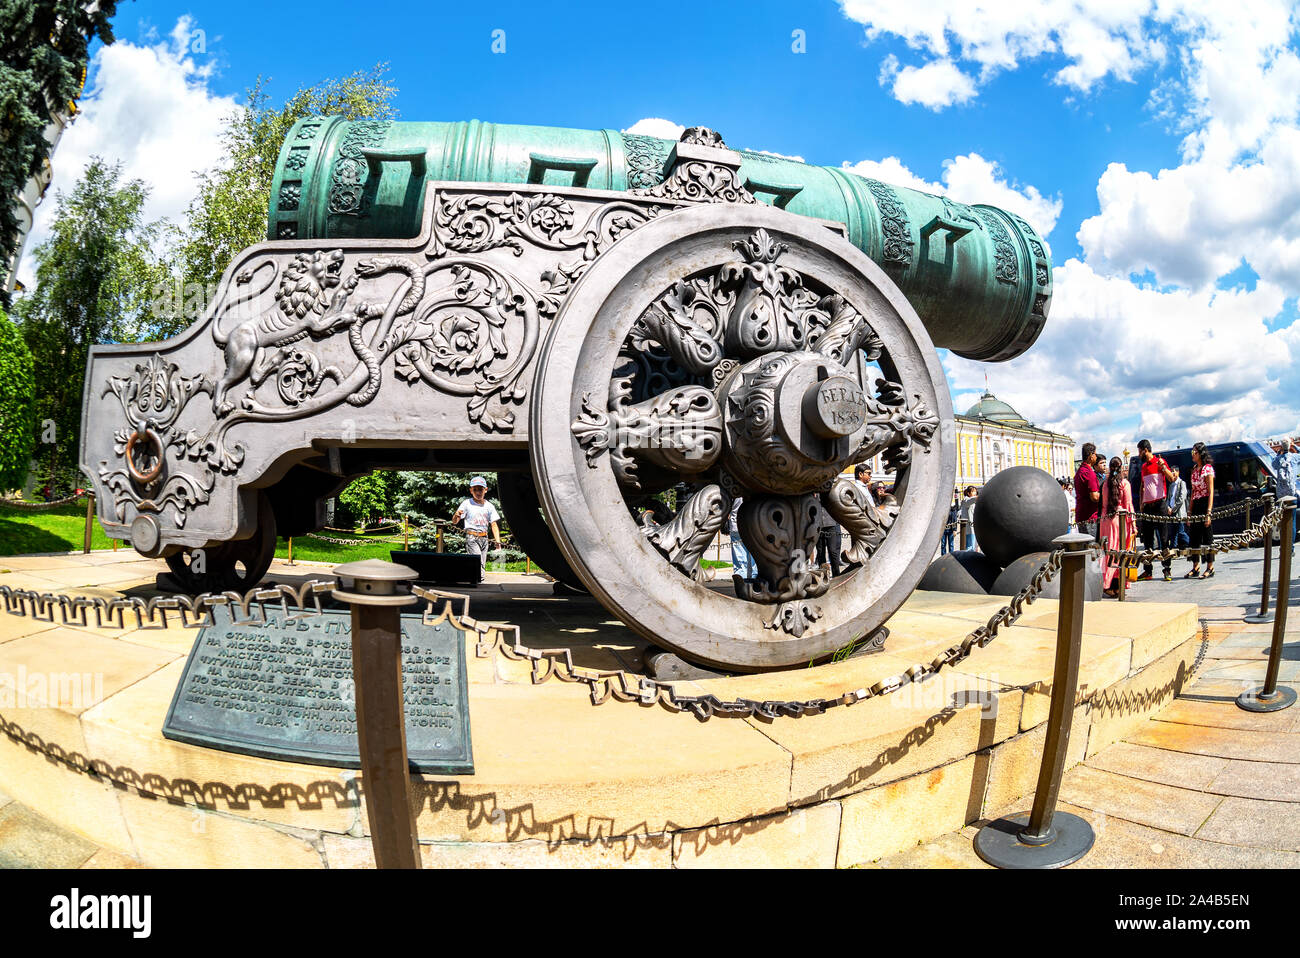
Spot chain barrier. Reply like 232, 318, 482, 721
0, 493, 87, 510
303, 529, 517, 549
1100, 501, 1283, 565
304, 531, 407, 546
467, 552, 1066, 721
1116, 496, 1266, 525
0, 512, 1275, 725
0, 579, 334, 630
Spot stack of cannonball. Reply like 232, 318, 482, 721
918, 466, 1101, 600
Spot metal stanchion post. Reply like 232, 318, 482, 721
435, 523, 445, 554
83, 494, 94, 554
974, 533, 1096, 868
1238, 497, 1297, 713
286, 537, 295, 566
332, 559, 423, 868
1245, 494, 1275, 624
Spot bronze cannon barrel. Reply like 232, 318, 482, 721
269, 118, 1052, 362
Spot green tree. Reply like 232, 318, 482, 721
337, 472, 393, 528
12, 157, 167, 492
0, 309, 36, 492
170, 64, 398, 304
0, 0, 118, 305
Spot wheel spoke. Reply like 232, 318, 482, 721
824, 476, 887, 567
734, 494, 830, 602
641, 484, 730, 580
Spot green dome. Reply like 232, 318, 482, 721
964, 390, 1029, 426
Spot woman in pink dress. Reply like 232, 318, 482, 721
1099, 456, 1136, 598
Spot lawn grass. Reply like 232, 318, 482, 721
0, 501, 730, 579
0, 500, 117, 555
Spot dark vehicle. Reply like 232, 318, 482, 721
1156, 441, 1277, 539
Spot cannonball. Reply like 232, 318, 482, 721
973, 466, 1070, 568
918, 550, 1003, 595
990, 550, 1102, 601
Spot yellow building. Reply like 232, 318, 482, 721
954, 390, 1074, 492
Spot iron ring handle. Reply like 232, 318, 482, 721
125, 426, 164, 485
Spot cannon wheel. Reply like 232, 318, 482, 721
529, 203, 954, 672
497, 470, 587, 591
164, 495, 278, 594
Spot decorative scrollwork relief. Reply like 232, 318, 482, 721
824, 477, 887, 566
862, 177, 914, 270
974, 208, 1019, 286
631, 128, 756, 206
572, 385, 723, 491
621, 133, 671, 189
328, 120, 391, 216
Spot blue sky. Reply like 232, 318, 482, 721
23, 0, 1300, 453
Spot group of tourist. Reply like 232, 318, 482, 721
1073, 440, 1219, 598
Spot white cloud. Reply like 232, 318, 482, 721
942, 257, 1297, 449
841, 153, 1063, 237
839, 0, 1161, 102
1078, 128, 1300, 290
622, 117, 685, 140
837, 0, 1300, 448
18, 18, 239, 286
880, 56, 977, 110
838, 0, 1298, 135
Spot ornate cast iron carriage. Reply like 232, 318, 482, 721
80, 120, 1052, 671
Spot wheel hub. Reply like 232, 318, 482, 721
720, 351, 867, 495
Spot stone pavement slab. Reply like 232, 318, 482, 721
1127, 722, 1300, 763
1192, 657, 1300, 683
1058, 765, 1224, 836
0, 801, 98, 868
886, 799, 1300, 868
1155, 697, 1300, 732
1205, 759, 1300, 802
1086, 741, 1228, 790
1195, 797, 1300, 851
1056, 801, 1300, 868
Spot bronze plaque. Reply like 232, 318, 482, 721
162, 607, 473, 774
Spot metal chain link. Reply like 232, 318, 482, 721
1102, 501, 1284, 565
304, 531, 407, 545
0, 493, 88, 510
0, 579, 335, 630
469, 551, 1068, 721
1122, 496, 1266, 525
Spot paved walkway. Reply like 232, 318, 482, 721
877, 546, 1300, 868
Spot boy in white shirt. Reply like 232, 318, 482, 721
452, 476, 502, 570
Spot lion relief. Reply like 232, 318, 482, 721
211, 249, 360, 415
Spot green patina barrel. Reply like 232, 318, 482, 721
268, 117, 1052, 362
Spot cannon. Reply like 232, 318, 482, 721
80, 120, 1053, 671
